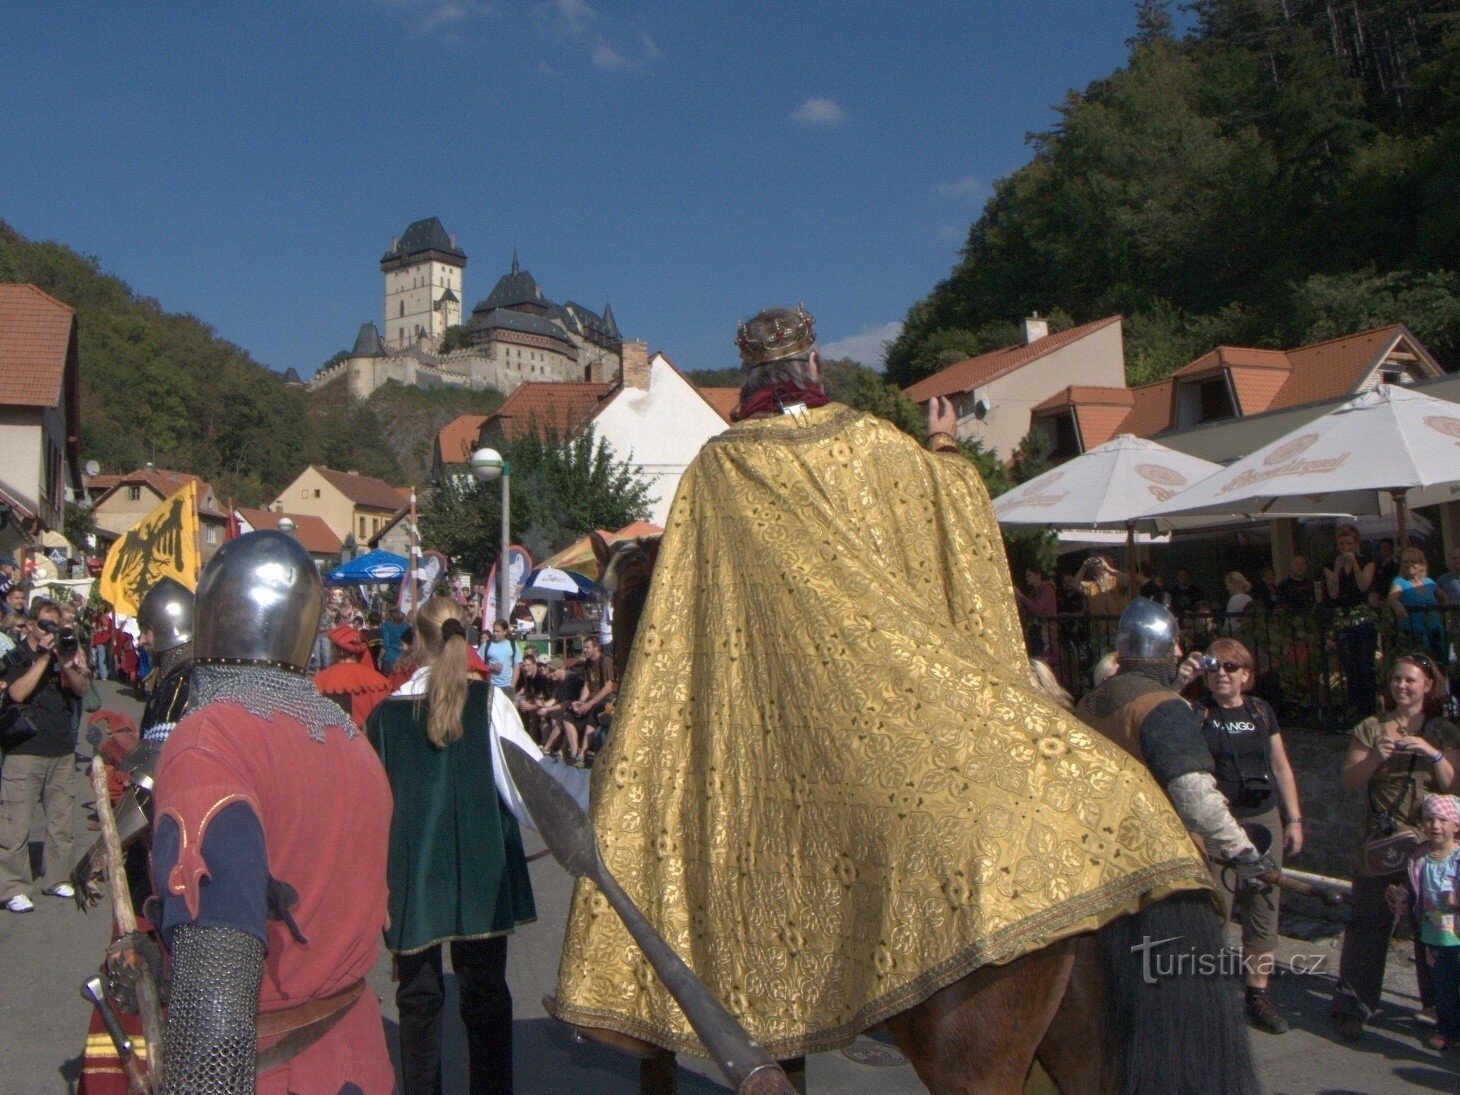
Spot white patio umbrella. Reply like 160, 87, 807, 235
994, 435, 1228, 561
1141, 385, 1460, 547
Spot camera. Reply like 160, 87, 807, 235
1235, 772, 1272, 809
37, 618, 79, 658
1195, 653, 1220, 674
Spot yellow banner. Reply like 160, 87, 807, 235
100, 482, 199, 615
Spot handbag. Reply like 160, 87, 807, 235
83, 679, 102, 713
0, 702, 40, 751
1363, 750, 1423, 876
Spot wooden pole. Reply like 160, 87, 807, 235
1393, 490, 1409, 550
90, 757, 164, 1086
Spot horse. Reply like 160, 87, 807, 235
546, 531, 1258, 1095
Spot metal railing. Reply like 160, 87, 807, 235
1036, 603, 1460, 731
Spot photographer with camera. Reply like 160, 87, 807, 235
0, 597, 89, 912
1332, 652, 1460, 1040
1194, 637, 1304, 1034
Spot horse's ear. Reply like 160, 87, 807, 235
589, 531, 612, 572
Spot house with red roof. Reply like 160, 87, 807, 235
469, 341, 735, 524
269, 466, 408, 544
902, 316, 1126, 458
90, 468, 231, 563
0, 285, 82, 561
235, 507, 343, 565
1028, 323, 1446, 465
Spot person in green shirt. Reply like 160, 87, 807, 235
1388, 794, 1460, 1050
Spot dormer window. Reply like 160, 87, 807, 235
1035, 412, 1081, 462
1176, 375, 1237, 428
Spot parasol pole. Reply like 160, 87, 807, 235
1391, 489, 1410, 550
1125, 520, 1136, 571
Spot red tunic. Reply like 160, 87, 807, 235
154, 701, 395, 1095
312, 659, 393, 729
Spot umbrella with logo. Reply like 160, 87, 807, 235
993, 435, 1228, 561
520, 567, 603, 601
1141, 385, 1460, 547
324, 549, 409, 584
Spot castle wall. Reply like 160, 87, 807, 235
384, 259, 463, 349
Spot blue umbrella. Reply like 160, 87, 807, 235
520, 567, 602, 601
324, 550, 410, 584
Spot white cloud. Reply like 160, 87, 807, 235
937, 174, 984, 200
789, 97, 848, 127
379, 0, 494, 36
821, 321, 902, 370
537, 0, 659, 72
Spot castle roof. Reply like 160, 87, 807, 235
475, 250, 547, 313
437, 287, 459, 305
468, 307, 577, 347
381, 216, 466, 267
562, 300, 620, 342
351, 322, 388, 359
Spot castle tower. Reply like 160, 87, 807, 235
381, 217, 467, 350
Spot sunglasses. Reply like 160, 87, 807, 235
1406, 654, 1439, 677
1205, 662, 1246, 675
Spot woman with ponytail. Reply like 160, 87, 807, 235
366, 595, 536, 1094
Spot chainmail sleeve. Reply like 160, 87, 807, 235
160, 925, 264, 1095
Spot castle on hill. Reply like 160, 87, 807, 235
310, 216, 625, 400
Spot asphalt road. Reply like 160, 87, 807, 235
1, 679, 1458, 1093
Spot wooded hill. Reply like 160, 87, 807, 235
888, 0, 1460, 389
0, 221, 499, 503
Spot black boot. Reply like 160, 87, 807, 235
1246, 988, 1290, 1034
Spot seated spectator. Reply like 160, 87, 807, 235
1170, 568, 1205, 617
565, 636, 615, 766
538, 658, 584, 759
1275, 555, 1316, 614
1390, 547, 1447, 659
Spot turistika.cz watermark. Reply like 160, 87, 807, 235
1131, 935, 1326, 984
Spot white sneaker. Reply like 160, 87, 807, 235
6, 894, 34, 913
43, 883, 75, 900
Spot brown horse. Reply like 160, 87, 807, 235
552, 532, 1258, 1095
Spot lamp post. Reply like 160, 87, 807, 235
277, 517, 297, 536
470, 447, 511, 624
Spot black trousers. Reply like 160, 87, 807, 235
396, 936, 512, 1095
1333, 870, 1433, 1022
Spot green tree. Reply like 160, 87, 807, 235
420, 426, 652, 575
439, 325, 474, 353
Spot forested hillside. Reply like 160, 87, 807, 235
888, 0, 1460, 388
0, 222, 499, 502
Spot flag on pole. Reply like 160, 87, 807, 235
396, 490, 422, 617
225, 497, 241, 541
99, 482, 199, 615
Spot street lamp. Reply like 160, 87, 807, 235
470, 446, 511, 624
277, 517, 297, 536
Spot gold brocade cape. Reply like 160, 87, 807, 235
554, 404, 1209, 1058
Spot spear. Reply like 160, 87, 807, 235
90, 755, 166, 1087
501, 741, 795, 1095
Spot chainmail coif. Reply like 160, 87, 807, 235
155, 641, 193, 680
192, 664, 356, 742
160, 925, 264, 1095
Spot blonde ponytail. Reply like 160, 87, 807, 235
417, 596, 470, 747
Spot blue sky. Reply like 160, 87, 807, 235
2, 2, 1164, 376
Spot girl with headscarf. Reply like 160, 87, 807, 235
1387, 794, 1460, 1050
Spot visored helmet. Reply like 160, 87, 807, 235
136, 576, 193, 654
193, 530, 321, 672
1116, 596, 1179, 665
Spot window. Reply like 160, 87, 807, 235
1034, 412, 1080, 462
314, 489, 321, 498
128, 485, 141, 501
359, 516, 367, 539
301, 488, 309, 499
205, 527, 218, 545
399, 302, 405, 317
1176, 376, 1237, 428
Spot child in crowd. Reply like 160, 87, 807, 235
1389, 794, 1460, 1051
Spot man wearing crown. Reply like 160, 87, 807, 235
552, 307, 1208, 1060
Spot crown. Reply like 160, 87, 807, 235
735, 305, 816, 367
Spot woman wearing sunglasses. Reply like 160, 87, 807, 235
1332, 653, 1460, 1040
1195, 637, 1303, 1034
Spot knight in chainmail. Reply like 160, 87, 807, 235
148, 531, 395, 1094
1075, 597, 1277, 880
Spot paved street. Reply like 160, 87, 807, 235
3, 679, 1460, 1092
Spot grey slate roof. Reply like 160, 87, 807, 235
468, 307, 577, 346
437, 288, 459, 305
475, 252, 547, 313
351, 322, 388, 358
562, 301, 621, 342
381, 216, 466, 264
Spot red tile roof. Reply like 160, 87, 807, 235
1122, 381, 1175, 438
313, 466, 410, 511
487, 382, 615, 442
0, 284, 75, 408
902, 316, 1122, 403
94, 468, 226, 518
1274, 325, 1408, 408
697, 386, 740, 421
236, 507, 342, 555
1031, 385, 1133, 414
436, 415, 489, 465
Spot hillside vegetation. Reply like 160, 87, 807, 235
887, 0, 1460, 389
0, 221, 499, 503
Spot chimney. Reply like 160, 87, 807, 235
1023, 313, 1049, 344
621, 340, 651, 390
449, 234, 457, 247
390, 236, 399, 250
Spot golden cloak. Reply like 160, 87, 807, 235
555, 404, 1208, 1058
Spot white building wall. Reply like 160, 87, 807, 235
588, 355, 729, 524
384, 259, 463, 348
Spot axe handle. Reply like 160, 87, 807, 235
90, 756, 166, 1081
591, 867, 796, 1095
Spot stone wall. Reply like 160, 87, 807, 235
1280, 728, 1363, 882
